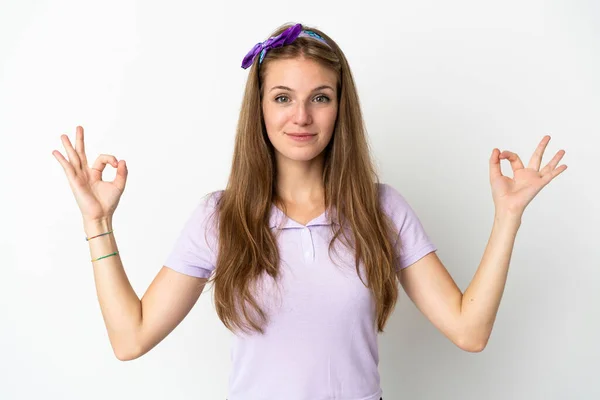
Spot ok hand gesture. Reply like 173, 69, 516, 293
52, 126, 128, 222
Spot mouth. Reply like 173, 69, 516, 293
286, 133, 317, 137
285, 132, 317, 142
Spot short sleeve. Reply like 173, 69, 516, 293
378, 183, 437, 271
163, 191, 222, 278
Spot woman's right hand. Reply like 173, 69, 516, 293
52, 126, 128, 222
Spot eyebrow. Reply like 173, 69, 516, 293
268, 85, 335, 93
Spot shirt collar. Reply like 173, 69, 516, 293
268, 203, 338, 229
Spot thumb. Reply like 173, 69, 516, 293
489, 148, 503, 182
113, 160, 128, 192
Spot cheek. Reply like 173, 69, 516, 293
320, 108, 338, 129
263, 106, 288, 128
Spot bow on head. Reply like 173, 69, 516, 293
241, 24, 329, 69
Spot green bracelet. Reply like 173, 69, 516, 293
91, 251, 119, 262
87, 229, 118, 262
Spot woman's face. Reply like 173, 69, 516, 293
261, 57, 338, 164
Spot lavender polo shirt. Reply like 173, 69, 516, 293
164, 183, 437, 400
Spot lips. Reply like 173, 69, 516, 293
286, 133, 316, 137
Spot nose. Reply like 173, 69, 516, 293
292, 102, 312, 125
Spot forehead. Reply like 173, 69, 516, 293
263, 58, 337, 89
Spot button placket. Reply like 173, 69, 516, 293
300, 226, 315, 263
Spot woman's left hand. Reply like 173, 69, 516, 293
489, 135, 568, 218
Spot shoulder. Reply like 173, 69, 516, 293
375, 182, 430, 234
182, 189, 225, 230
376, 182, 412, 216
195, 189, 225, 212
204, 189, 225, 208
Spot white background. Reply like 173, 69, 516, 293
1, 0, 598, 399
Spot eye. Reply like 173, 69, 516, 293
314, 95, 330, 103
274, 95, 289, 103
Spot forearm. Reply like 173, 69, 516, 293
84, 218, 142, 360
460, 211, 522, 350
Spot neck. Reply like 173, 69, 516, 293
275, 154, 325, 205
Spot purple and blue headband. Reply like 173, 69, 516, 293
241, 24, 331, 69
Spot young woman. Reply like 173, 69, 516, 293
52, 22, 567, 400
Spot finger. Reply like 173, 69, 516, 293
75, 126, 89, 169
61, 134, 82, 170
540, 149, 566, 176
489, 148, 503, 181
112, 160, 128, 192
527, 135, 551, 170
499, 150, 524, 172
90, 154, 119, 180
52, 150, 77, 180
552, 164, 568, 178
542, 164, 568, 185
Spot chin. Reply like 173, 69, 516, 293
278, 149, 325, 162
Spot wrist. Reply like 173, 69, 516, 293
493, 211, 522, 227
83, 217, 113, 237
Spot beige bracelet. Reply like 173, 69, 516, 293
85, 229, 114, 241
86, 229, 118, 262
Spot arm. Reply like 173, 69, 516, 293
460, 212, 521, 351
397, 212, 520, 353
398, 136, 566, 352
85, 218, 207, 361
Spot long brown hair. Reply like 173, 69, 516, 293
203, 22, 401, 336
